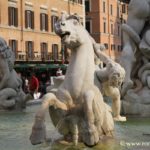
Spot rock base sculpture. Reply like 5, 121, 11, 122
0, 37, 29, 110
30, 14, 114, 147
118, 0, 150, 117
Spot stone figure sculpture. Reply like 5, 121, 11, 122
93, 44, 126, 121
0, 37, 29, 110
119, 0, 150, 116
30, 14, 114, 147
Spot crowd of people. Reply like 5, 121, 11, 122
19, 68, 64, 100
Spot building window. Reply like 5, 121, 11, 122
26, 41, 34, 59
111, 44, 115, 50
52, 44, 58, 60
48, 52, 52, 60
79, 0, 82, 4
122, 4, 126, 13
51, 15, 58, 32
78, 0, 82, 4
118, 25, 120, 36
41, 43, 48, 61
104, 43, 108, 49
110, 4, 113, 15
117, 5, 119, 17
61, 44, 68, 61
9, 40, 18, 58
25, 10, 34, 29
40, 13, 48, 31
86, 20, 91, 33
70, 0, 75, 3
118, 45, 121, 51
8, 7, 18, 27
103, 1, 105, 13
103, 21, 106, 33
85, 0, 90, 12
111, 23, 113, 34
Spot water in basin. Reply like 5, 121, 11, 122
0, 104, 150, 150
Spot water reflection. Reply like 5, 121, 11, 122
0, 105, 150, 150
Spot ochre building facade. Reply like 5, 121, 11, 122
85, 0, 128, 60
0, 0, 84, 63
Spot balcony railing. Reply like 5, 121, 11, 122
15, 53, 67, 62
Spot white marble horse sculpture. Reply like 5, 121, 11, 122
30, 14, 114, 146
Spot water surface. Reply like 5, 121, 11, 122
0, 105, 150, 150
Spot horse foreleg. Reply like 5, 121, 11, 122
82, 90, 99, 146
30, 93, 68, 145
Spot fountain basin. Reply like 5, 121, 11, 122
0, 104, 150, 150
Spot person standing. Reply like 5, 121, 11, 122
28, 72, 39, 98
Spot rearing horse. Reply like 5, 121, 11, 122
30, 14, 114, 147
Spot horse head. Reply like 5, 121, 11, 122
55, 14, 86, 49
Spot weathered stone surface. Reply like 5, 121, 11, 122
118, 0, 150, 116
0, 37, 29, 110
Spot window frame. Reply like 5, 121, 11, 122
51, 15, 58, 32
110, 4, 113, 15
52, 44, 59, 61
25, 10, 34, 29
41, 42, 48, 61
8, 7, 18, 27
85, 0, 90, 12
9, 39, 18, 58
103, 1, 105, 13
103, 21, 106, 33
86, 19, 92, 34
26, 41, 34, 59
40, 13, 48, 31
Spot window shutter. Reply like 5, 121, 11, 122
41, 43, 43, 59
8, 7, 12, 26
51, 16, 54, 32
52, 44, 54, 60
25, 10, 28, 28
25, 41, 28, 56
32, 41, 34, 58
16, 40, 18, 58
31, 11, 34, 29
9, 40, 12, 48
15, 8, 18, 27
45, 14, 48, 31
40, 13, 42, 30
40, 43, 42, 52
56, 44, 58, 60
45, 43, 48, 60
